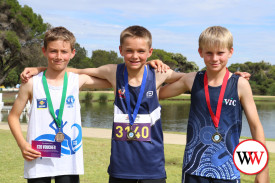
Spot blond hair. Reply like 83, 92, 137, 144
44, 26, 76, 51
199, 26, 233, 50
120, 25, 152, 48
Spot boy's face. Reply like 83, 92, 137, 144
42, 40, 75, 71
198, 46, 233, 71
119, 37, 153, 71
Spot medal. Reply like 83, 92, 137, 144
55, 131, 65, 142
127, 129, 136, 140
212, 131, 222, 143
124, 65, 147, 141
204, 68, 229, 143
43, 70, 68, 143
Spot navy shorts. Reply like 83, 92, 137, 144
109, 176, 166, 183
183, 174, 240, 183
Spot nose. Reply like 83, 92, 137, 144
132, 51, 138, 59
56, 51, 62, 60
213, 54, 219, 62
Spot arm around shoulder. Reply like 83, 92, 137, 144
159, 72, 196, 99
79, 74, 112, 90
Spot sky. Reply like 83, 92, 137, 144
18, 0, 275, 69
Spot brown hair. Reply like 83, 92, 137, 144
120, 25, 152, 48
199, 26, 233, 50
44, 26, 76, 51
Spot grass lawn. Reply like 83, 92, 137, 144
0, 129, 274, 183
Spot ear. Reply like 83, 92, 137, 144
70, 49, 76, 59
228, 48, 234, 58
148, 48, 153, 57
42, 47, 47, 57
119, 45, 123, 56
198, 48, 203, 58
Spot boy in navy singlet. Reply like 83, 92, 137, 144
159, 26, 270, 183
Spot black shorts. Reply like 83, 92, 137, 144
183, 173, 240, 183
27, 175, 79, 183
109, 176, 166, 183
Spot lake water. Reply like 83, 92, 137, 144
1, 100, 275, 139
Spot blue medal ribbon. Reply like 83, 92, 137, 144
124, 65, 147, 126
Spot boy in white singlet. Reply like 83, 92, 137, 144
8, 26, 112, 183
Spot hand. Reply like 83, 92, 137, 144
147, 59, 170, 73
234, 71, 251, 80
19, 141, 41, 161
20, 67, 41, 83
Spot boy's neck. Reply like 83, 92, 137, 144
126, 65, 146, 87
206, 68, 227, 87
44, 68, 67, 86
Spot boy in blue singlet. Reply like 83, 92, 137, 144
8, 26, 112, 183
69, 25, 185, 183
159, 26, 270, 183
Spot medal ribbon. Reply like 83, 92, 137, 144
204, 68, 229, 128
42, 70, 68, 128
124, 65, 147, 126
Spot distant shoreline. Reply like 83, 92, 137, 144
1, 91, 275, 105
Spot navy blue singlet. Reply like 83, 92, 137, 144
182, 71, 242, 182
108, 63, 166, 179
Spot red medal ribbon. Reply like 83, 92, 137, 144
204, 68, 229, 128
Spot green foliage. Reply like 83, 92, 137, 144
99, 94, 108, 102
69, 43, 93, 68
228, 61, 275, 95
148, 49, 199, 72
84, 92, 93, 102
0, 0, 48, 85
2, 69, 18, 87
91, 50, 123, 67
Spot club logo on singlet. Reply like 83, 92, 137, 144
37, 98, 47, 109
146, 91, 153, 98
66, 95, 75, 108
118, 88, 125, 99
223, 98, 237, 106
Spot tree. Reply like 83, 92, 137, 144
148, 49, 199, 72
91, 50, 123, 67
69, 43, 92, 68
0, 0, 47, 85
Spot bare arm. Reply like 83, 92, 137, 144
8, 79, 41, 161
159, 72, 196, 99
238, 77, 270, 183
21, 67, 46, 83
79, 74, 112, 90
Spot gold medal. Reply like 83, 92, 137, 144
127, 130, 136, 140
212, 132, 222, 143
55, 132, 65, 142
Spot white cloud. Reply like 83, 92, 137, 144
17, 0, 275, 69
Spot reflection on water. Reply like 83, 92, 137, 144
1, 100, 275, 138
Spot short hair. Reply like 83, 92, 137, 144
120, 25, 152, 48
199, 26, 233, 50
43, 26, 76, 51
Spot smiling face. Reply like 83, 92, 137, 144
42, 40, 75, 71
119, 37, 153, 71
199, 46, 233, 72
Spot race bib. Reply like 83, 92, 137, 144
114, 114, 151, 141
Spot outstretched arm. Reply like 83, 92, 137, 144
79, 74, 112, 90
159, 72, 196, 99
238, 77, 270, 183
8, 80, 41, 161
